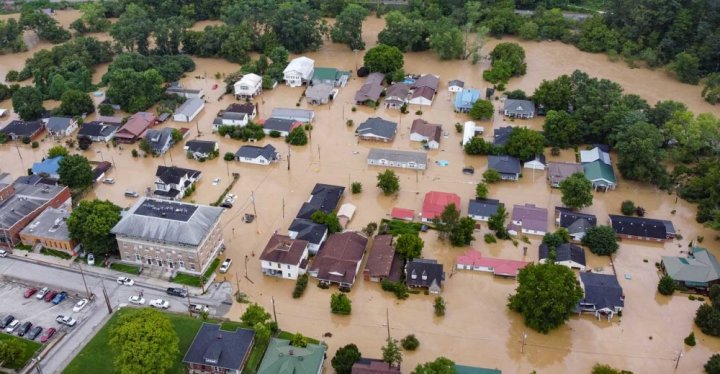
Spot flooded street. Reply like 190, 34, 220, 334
1, 12, 719, 373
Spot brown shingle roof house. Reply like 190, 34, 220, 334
410, 119, 442, 149
363, 235, 401, 282
114, 112, 157, 143
352, 358, 401, 374
308, 231, 368, 289
547, 162, 584, 188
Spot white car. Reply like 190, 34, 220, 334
102, 178, 115, 184
56, 315, 77, 327
36, 287, 49, 300
116, 277, 134, 286
73, 299, 89, 312
4, 320, 19, 333
0, 249, 7, 257
87, 253, 95, 266
149, 299, 170, 309
128, 296, 145, 305
219, 259, 232, 273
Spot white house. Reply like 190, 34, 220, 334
46, 117, 78, 138
288, 218, 328, 254
153, 166, 201, 201
212, 113, 248, 132
173, 98, 205, 123
508, 204, 548, 236
234, 144, 279, 165
448, 79, 464, 92
462, 121, 477, 146
523, 154, 546, 170
234, 73, 263, 98
283, 56, 315, 87
409, 118, 441, 149
260, 234, 309, 280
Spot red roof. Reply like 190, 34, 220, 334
456, 250, 529, 277
391, 207, 414, 220
115, 112, 157, 139
421, 191, 461, 220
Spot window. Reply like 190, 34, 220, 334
146, 258, 153, 265
190, 263, 196, 271
287, 265, 290, 269
135, 254, 141, 262
179, 261, 185, 269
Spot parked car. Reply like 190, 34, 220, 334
24, 287, 38, 298
220, 202, 233, 208
0, 249, 7, 257
87, 253, 95, 266
73, 299, 89, 312
55, 315, 76, 327
462, 166, 475, 175
116, 276, 134, 286
188, 304, 209, 314
0, 315, 14, 329
36, 287, 49, 300
52, 291, 68, 305
102, 178, 115, 184
44, 290, 58, 302
4, 319, 20, 333
149, 299, 170, 309
17, 321, 32, 336
124, 190, 139, 198
28, 326, 42, 340
40, 327, 56, 343
166, 287, 187, 298
219, 259, 232, 273
128, 295, 145, 305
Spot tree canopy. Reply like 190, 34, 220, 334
581, 226, 619, 256
330, 4, 369, 50
468, 99, 494, 120
12, 86, 45, 121
504, 127, 545, 161
109, 308, 179, 374
381, 338, 402, 369
331, 344, 362, 374
67, 200, 122, 255
559, 173, 593, 209
395, 234, 424, 260
364, 44, 404, 74
58, 154, 93, 190
412, 357, 456, 374
377, 169, 400, 195
57, 90, 95, 116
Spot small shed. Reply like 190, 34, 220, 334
337, 203, 356, 228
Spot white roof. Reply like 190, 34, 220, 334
462, 121, 476, 146
580, 147, 611, 165
235, 73, 262, 87
337, 203, 356, 219
283, 56, 315, 75
0, 109, 7, 117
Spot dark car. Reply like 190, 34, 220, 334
40, 327, 56, 343
52, 291, 68, 305
166, 287, 187, 298
24, 287, 38, 298
0, 315, 14, 329
27, 326, 42, 340
220, 202, 233, 208
17, 321, 32, 337
44, 290, 58, 302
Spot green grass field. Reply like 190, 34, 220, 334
0, 333, 42, 369
170, 258, 221, 287
109, 263, 141, 275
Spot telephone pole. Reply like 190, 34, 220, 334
521, 332, 528, 353
77, 263, 91, 298
101, 281, 112, 314
386, 308, 390, 339
271, 296, 278, 325
287, 146, 291, 171
282, 198, 285, 219
675, 350, 683, 371
251, 191, 257, 217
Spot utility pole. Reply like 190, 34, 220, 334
251, 191, 257, 217
675, 350, 683, 371
235, 272, 240, 294
271, 296, 278, 325
185, 286, 192, 316
77, 263, 91, 298
168, 148, 174, 165
282, 198, 285, 219
101, 281, 112, 314
317, 145, 320, 163
521, 332, 528, 353
195, 120, 201, 137
386, 308, 390, 339
14, 140, 25, 171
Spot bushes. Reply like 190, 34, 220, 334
434, 296, 446, 316
223, 152, 235, 161
684, 331, 696, 346
292, 274, 308, 298
621, 200, 635, 216
330, 293, 352, 315
381, 279, 409, 300
484, 233, 497, 243
400, 334, 419, 351
658, 275, 675, 295
351, 182, 362, 194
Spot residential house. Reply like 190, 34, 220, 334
503, 99, 535, 119
578, 272, 624, 320
283, 56, 315, 87
260, 233, 309, 280
271, 108, 315, 123
448, 80, 464, 92
390, 207, 414, 221
213, 103, 257, 131
31, 157, 63, 179
77, 122, 119, 142
173, 98, 205, 123
114, 112, 157, 143
352, 358, 401, 374
95, 116, 123, 125
153, 166, 202, 201
384, 83, 410, 109
363, 234, 401, 282
583, 160, 617, 191
233, 73, 263, 99
523, 154, 546, 170
144, 128, 177, 155
661, 247, 720, 291
182, 323, 255, 374
467, 198, 500, 222
555, 207, 597, 241
508, 204, 548, 236
0, 180, 71, 248
185, 140, 219, 161
311, 67, 350, 87
608, 215, 675, 241
0, 120, 44, 141
547, 162, 584, 188
455, 250, 529, 278
405, 258, 444, 294
308, 231, 368, 289
46, 117, 78, 138
367, 148, 427, 170
295, 184, 345, 220
305, 83, 335, 105
454, 88, 481, 113
488, 155, 521, 181
288, 218, 328, 254
493, 126, 514, 146
580, 147, 611, 165
421, 191, 461, 223
19, 207, 77, 254
409, 119, 442, 149
356, 117, 398, 142
165, 84, 205, 99
111, 198, 224, 276
235, 144, 279, 165
355, 73, 385, 105
337, 203, 356, 228
92, 161, 112, 183
259, 118, 301, 137
462, 121, 482, 146
408, 74, 439, 106
539, 243, 586, 270
224, 103, 257, 120
257, 338, 325, 374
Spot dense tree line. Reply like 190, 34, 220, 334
0, 18, 27, 54
20, 8, 71, 44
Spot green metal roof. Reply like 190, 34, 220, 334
583, 160, 617, 184
455, 364, 502, 374
257, 338, 326, 374
312, 67, 350, 82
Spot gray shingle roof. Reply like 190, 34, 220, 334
406, 259, 444, 289
271, 108, 314, 123
235, 144, 278, 160
367, 148, 427, 165
356, 117, 398, 140
579, 272, 624, 310
539, 243, 586, 266
468, 199, 500, 218
77, 122, 119, 138
262, 118, 297, 133
288, 219, 327, 245
488, 155, 521, 175
46, 117, 73, 132
182, 323, 255, 370
155, 165, 201, 185
185, 140, 217, 154
503, 99, 535, 116
493, 126, 514, 146
555, 207, 597, 235
662, 247, 720, 284
296, 184, 345, 220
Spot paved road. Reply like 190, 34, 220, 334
0, 257, 232, 373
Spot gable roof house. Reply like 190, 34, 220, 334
311, 67, 351, 87
165, 83, 205, 99
406, 258, 444, 294
468, 198, 501, 222
555, 207, 597, 241
296, 183, 345, 220
0, 120, 44, 141
305, 83, 336, 105
508, 204, 548, 236
421, 191, 461, 223
456, 250, 529, 278
234, 73, 263, 98
390, 207, 414, 221
503, 99, 535, 119
547, 162, 584, 187
46, 117, 78, 138
144, 127, 177, 155
235, 144, 279, 165
580, 147, 611, 165
454, 88, 482, 112
355, 73, 385, 105
578, 272, 624, 320
185, 140, 219, 161
448, 80, 464, 92
114, 112, 157, 143
409, 119, 442, 149
308, 231, 368, 289
367, 148, 427, 170
661, 247, 720, 290
493, 126, 514, 146
213, 103, 257, 131
523, 154, 546, 170
583, 160, 617, 191
271, 108, 315, 123
356, 117, 398, 142
77, 122, 119, 142
258, 118, 302, 137
462, 121, 484, 146
488, 155, 521, 181
260, 233, 309, 280
31, 156, 63, 179
408, 74, 439, 106
258, 338, 326, 374
337, 203, 356, 228
182, 323, 255, 374
352, 358, 402, 374
539, 243, 586, 270
173, 97, 205, 123
288, 218, 328, 254
363, 234, 401, 282
608, 215, 675, 241
224, 103, 257, 120
384, 83, 410, 109
153, 166, 201, 201
283, 56, 315, 87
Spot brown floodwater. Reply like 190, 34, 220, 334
1, 11, 719, 373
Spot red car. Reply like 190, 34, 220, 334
44, 290, 58, 302
24, 287, 38, 298
40, 327, 56, 343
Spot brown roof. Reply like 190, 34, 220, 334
386, 83, 410, 99
352, 359, 401, 374
225, 103, 256, 115
412, 74, 439, 91
355, 83, 384, 103
309, 232, 368, 285
411, 86, 435, 101
115, 112, 157, 139
259, 234, 308, 265
547, 162, 583, 185
364, 235, 397, 279
410, 119, 441, 143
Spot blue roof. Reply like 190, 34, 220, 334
31, 156, 63, 177
454, 89, 481, 110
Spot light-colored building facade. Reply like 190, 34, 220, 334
19, 207, 77, 253
367, 148, 427, 170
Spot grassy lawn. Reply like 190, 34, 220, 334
243, 337, 270, 374
276, 330, 320, 345
40, 247, 73, 260
109, 262, 141, 275
204, 258, 221, 278
14, 243, 32, 251
171, 258, 221, 287
380, 219, 424, 236
0, 333, 42, 369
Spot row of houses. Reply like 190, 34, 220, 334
355, 73, 440, 107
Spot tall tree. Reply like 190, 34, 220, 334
0, 339, 23, 368
332, 344, 362, 374
429, 19, 464, 60
363, 44, 404, 74
381, 338, 402, 369
110, 4, 152, 54
48, 145, 69, 159
412, 357, 456, 374
395, 234, 423, 260
58, 155, 93, 190
109, 308, 179, 374
488, 204, 509, 238
270, 2, 323, 53
330, 4, 369, 50
67, 200, 122, 255
377, 11, 430, 52
12, 86, 45, 121
469, 99, 494, 120
57, 90, 94, 116
241, 303, 272, 326
581, 226, 619, 256
532, 75, 572, 112
615, 122, 667, 183
669, 52, 700, 84
543, 110, 580, 148
376, 169, 400, 195
559, 173, 593, 209
504, 127, 545, 161
105, 68, 164, 113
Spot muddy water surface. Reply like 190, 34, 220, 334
0, 12, 719, 373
